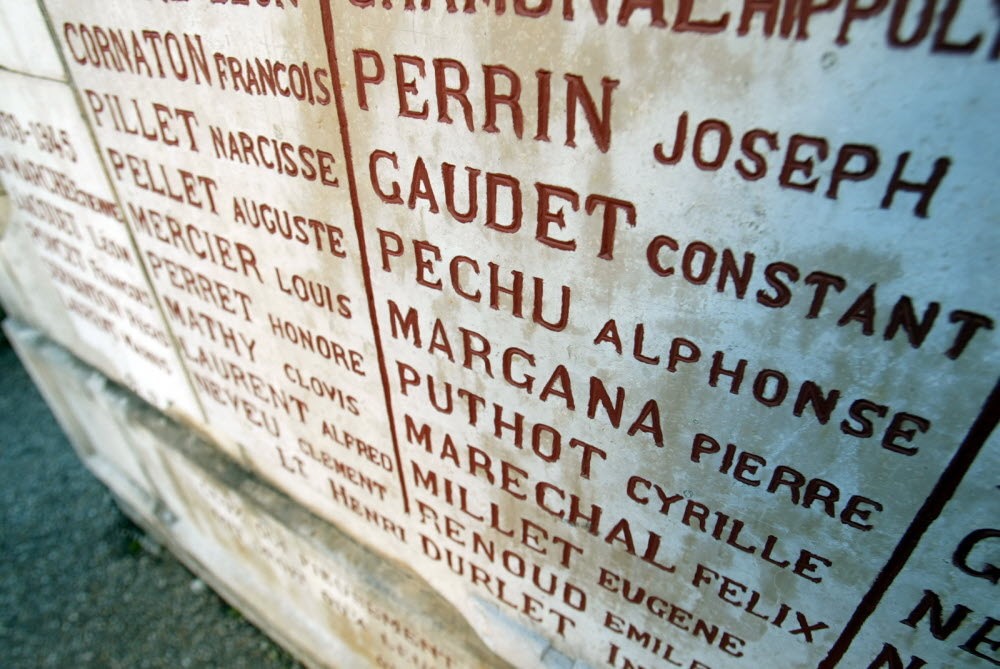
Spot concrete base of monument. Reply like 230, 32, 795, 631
4, 319, 512, 669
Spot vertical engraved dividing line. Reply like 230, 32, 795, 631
319, 0, 410, 514
34, 0, 209, 421
818, 378, 1000, 668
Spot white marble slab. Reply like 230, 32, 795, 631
6, 320, 510, 669
839, 425, 998, 667
0, 70, 200, 417
14, 2, 1000, 667
328, 2, 1000, 667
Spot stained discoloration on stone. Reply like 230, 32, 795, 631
7, 321, 510, 669
1, 1, 997, 667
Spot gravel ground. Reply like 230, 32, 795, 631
0, 332, 304, 669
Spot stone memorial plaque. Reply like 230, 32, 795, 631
5, 321, 510, 669
0, 187, 79, 339
44, 0, 410, 556
0, 70, 199, 416
839, 426, 998, 667
319, 2, 999, 667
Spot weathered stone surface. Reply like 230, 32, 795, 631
840, 423, 999, 668
0, 149, 80, 342
0, 0, 63, 79
0, 69, 199, 417
3, 1, 999, 667
43, 0, 408, 556
5, 319, 509, 669
0, 230, 76, 343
